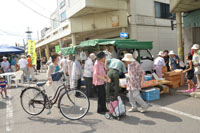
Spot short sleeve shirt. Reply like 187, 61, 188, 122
27, 58, 33, 67
0, 81, 7, 88
93, 60, 105, 86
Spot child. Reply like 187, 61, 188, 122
0, 76, 9, 99
183, 54, 196, 93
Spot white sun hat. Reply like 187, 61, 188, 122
122, 53, 135, 62
169, 50, 175, 55
158, 51, 164, 56
89, 53, 96, 60
191, 44, 199, 50
2, 56, 7, 59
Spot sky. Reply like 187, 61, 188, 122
0, 0, 57, 46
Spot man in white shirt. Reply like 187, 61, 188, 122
1, 57, 10, 73
18, 55, 28, 83
83, 53, 96, 97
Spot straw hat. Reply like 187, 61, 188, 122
89, 53, 96, 60
158, 51, 164, 56
122, 53, 135, 62
191, 44, 199, 50
169, 50, 175, 55
2, 56, 7, 59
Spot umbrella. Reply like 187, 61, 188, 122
0, 45, 24, 55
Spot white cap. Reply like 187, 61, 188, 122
158, 51, 164, 56
169, 50, 175, 55
21, 55, 26, 58
191, 44, 199, 50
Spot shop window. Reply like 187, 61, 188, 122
155, 2, 173, 19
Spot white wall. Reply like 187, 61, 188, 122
70, 10, 128, 33
129, 0, 177, 57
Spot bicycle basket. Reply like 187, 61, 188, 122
51, 71, 63, 81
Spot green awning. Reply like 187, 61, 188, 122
61, 46, 76, 55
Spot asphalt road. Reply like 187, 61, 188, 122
0, 73, 200, 133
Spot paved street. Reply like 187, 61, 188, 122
0, 73, 200, 133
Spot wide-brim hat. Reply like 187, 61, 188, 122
158, 51, 164, 56
96, 51, 106, 59
169, 51, 175, 55
122, 53, 135, 62
2, 56, 7, 59
191, 44, 199, 50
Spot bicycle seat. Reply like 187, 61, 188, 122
37, 82, 46, 87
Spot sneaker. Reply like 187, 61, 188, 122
5, 96, 9, 99
184, 89, 192, 93
191, 87, 197, 92
128, 107, 138, 112
140, 106, 149, 113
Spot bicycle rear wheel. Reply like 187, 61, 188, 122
59, 89, 90, 120
20, 87, 45, 115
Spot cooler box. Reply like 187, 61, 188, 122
144, 75, 153, 81
142, 88, 160, 101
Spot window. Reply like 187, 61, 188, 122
155, 2, 173, 19
60, 11, 66, 22
53, 19, 57, 29
60, 0, 65, 9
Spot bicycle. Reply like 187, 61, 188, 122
20, 71, 90, 120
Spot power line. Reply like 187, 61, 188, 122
17, 0, 61, 23
29, 0, 52, 13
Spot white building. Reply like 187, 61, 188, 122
36, 0, 177, 60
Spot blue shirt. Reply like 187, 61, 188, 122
0, 81, 7, 88
107, 58, 127, 73
11, 59, 16, 66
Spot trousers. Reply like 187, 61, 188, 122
96, 85, 107, 112
128, 89, 148, 108
106, 69, 120, 99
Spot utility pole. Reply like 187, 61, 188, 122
25, 27, 33, 52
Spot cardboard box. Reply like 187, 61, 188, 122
180, 72, 185, 86
171, 81, 180, 88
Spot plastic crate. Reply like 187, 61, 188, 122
141, 88, 160, 101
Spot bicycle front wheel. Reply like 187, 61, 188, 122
20, 87, 45, 115
59, 89, 90, 120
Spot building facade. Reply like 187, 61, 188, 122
36, 0, 177, 60
170, 0, 200, 60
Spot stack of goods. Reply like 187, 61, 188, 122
143, 80, 160, 88
164, 70, 183, 88
141, 88, 160, 101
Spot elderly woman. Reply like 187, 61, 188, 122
93, 51, 110, 115
169, 50, 180, 71
122, 53, 149, 113
47, 54, 61, 94
154, 51, 166, 78
1, 57, 10, 73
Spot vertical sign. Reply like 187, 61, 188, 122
28, 40, 37, 65
55, 45, 60, 53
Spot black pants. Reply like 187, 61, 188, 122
84, 77, 93, 97
96, 85, 107, 112
75, 79, 81, 97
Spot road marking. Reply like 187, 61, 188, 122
150, 103, 200, 121
6, 91, 14, 132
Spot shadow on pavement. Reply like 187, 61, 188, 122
0, 101, 6, 109
28, 116, 102, 133
122, 115, 156, 126
144, 111, 182, 122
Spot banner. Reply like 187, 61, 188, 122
55, 45, 60, 53
28, 40, 37, 65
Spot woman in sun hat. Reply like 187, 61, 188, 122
169, 50, 180, 71
122, 53, 149, 113
154, 51, 166, 78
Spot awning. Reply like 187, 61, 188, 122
79, 39, 153, 50
0, 45, 24, 55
